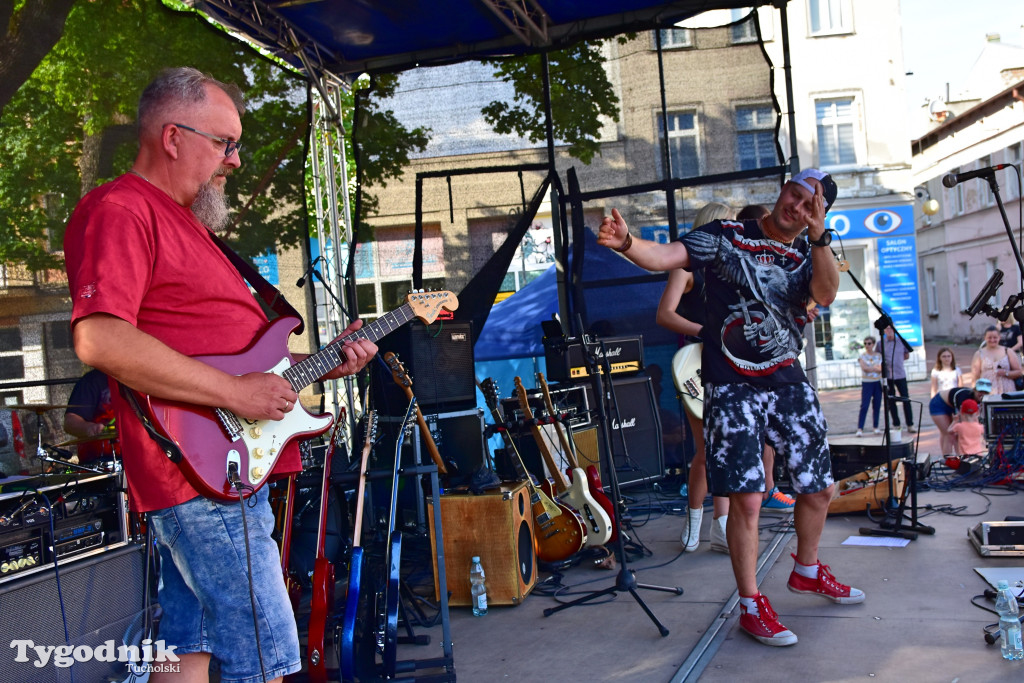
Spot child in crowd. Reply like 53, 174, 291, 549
949, 399, 986, 457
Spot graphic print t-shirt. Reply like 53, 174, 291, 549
680, 218, 813, 385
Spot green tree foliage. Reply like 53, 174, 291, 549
481, 42, 620, 165
0, 0, 429, 269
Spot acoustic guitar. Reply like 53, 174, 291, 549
480, 378, 586, 562
535, 372, 616, 544
129, 290, 457, 501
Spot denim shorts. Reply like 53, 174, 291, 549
148, 489, 301, 683
929, 392, 954, 416
704, 382, 834, 495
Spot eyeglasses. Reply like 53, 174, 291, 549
864, 341, 875, 345
170, 123, 241, 157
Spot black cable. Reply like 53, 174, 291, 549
229, 465, 268, 683
40, 492, 75, 683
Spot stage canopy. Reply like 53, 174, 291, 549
188, 0, 758, 82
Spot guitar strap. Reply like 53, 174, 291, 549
207, 231, 305, 335
117, 232, 306, 463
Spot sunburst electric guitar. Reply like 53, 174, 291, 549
480, 378, 586, 562
516, 376, 610, 547
535, 372, 615, 545
131, 291, 457, 501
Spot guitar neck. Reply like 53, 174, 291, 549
282, 303, 418, 392
536, 373, 579, 470
514, 377, 568, 494
350, 413, 375, 549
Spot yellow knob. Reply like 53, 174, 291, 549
250, 426, 263, 439
252, 448, 265, 460
251, 466, 265, 480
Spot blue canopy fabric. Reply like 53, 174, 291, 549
475, 229, 674, 361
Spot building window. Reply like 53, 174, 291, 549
731, 9, 758, 43
0, 328, 21, 353
657, 27, 692, 49
980, 155, 995, 206
926, 267, 939, 315
808, 0, 852, 36
1007, 143, 1022, 199
958, 262, 970, 313
736, 104, 776, 170
951, 168, 965, 214
986, 258, 1001, 307
659, 111, 701, 178
815, 98, 856, 167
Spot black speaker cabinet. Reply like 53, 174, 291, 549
376, 320, 476, 415
0, 544, 149, 683
427, 481, 536, 606
503, 376, 663, 488
829, 441, 913, 480
581, 375, 664, 488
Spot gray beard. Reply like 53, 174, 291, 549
191, 181, 231, 232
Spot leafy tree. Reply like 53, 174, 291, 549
481, 42, 621, 165
0, 0, 78, 120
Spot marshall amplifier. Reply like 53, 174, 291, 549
544, 336, 644, 382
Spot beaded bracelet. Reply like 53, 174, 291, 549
615, 232, 633, 253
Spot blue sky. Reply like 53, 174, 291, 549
901, 0, 1024, 112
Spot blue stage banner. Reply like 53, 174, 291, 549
252, 250, 279, 286
877, 235, 923, 347
826, 204, 914, 240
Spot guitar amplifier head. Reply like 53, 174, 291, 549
543, 336, 644, 382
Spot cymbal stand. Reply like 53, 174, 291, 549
543, 327, 682, 636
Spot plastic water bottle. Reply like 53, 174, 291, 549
470, 556, 488, 617
995, 580, 1023, 660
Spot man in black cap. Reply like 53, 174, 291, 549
597, 169, 863, 647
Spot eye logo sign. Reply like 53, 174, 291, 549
827, 205, 912, 239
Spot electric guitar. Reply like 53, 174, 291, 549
383, 352, 452, 476
339, 410, 376, 683
480, 378, 586, 562
380, 398, 417, 680
671, 342, 703, 420
132, 290, 457, 501
515, 376, 609, 547
535, 372, 616, 545
306, 415, 353, 681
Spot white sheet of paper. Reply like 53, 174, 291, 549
841, 535, 911, 547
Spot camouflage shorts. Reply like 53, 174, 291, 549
704, 382, 833, 495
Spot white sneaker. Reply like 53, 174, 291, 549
710, 515, 729, 554
681, 506, 702, 552
856, 429, 863, 437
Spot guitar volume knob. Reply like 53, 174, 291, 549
250, 466, 265, 481
252, 448, 265, 460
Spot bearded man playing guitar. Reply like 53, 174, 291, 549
64, 67, 377, 683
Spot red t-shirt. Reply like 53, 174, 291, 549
64, 174, 301, 512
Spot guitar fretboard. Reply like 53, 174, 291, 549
282, 303, 417, 391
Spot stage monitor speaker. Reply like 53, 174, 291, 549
376, 320, 476, 415
427, 481, 536, 606
829, 441, 913, 480
0, 544, 149, 683
580, 375, 664, 488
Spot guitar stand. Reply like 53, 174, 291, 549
390, 465, 455, 682
542, 332, 682, 637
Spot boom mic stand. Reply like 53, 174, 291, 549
542, 327, 682, 636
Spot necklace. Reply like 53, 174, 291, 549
759, 217, 794, 246
128, 169, 151, 184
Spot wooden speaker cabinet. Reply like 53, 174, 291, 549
427, 481, 537, 606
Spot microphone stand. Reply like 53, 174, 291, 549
839, 270, 933, 539
542, 326, 683, 636
308, 266, 359, 445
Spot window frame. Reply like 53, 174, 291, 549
735, 102, 777, 171
813, 94, 861, 170
807, 0, 854, 37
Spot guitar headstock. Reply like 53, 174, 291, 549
383, 352, 412, 388
513, 376, 535, 420
405, 290, 459, 325
364, 410, 378, 452
481, 378, 501, 411
536, 371, 550, 393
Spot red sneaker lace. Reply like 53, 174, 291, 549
754, 594, 778, 620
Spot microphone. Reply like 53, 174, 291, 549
942, 164, 1014, 188
296, 256, 322, 288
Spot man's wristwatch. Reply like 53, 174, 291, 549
808, 230, 833, 247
